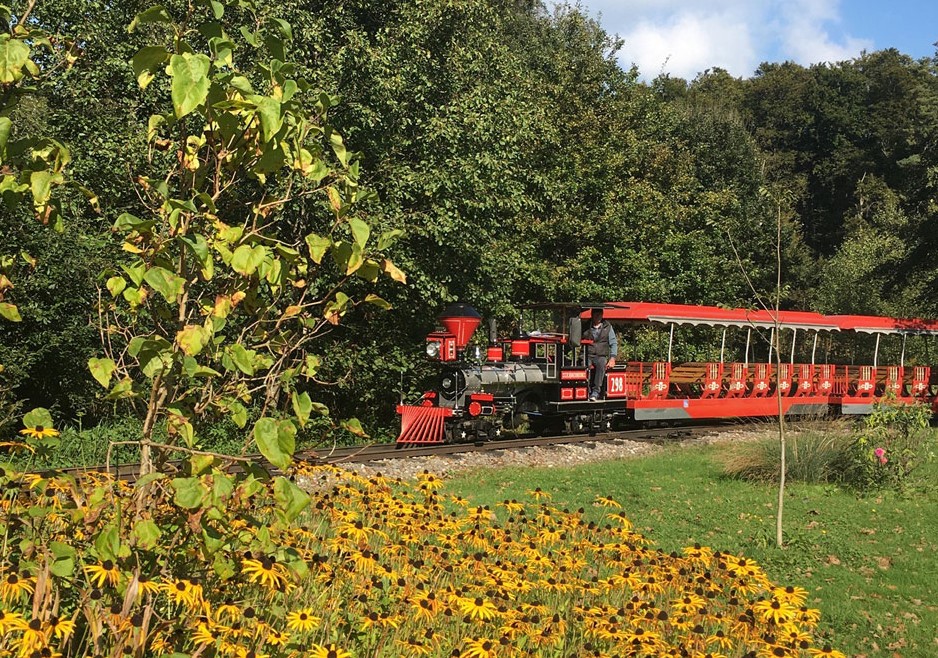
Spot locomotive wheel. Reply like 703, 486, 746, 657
507, 395, 548, 435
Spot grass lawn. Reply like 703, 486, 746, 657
444, 437, 938, 658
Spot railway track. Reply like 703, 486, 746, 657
42, 421, 734, 483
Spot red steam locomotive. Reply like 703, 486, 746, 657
396, 302, 938, 445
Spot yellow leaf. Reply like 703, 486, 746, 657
326, 186, 342, 212
213, 295, 232, 318
231, 291, 246, 306
122, 242, 144, 254
283, 305, 301, 318
382, 258, 407, 284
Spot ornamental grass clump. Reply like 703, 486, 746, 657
0, 459, 847, 657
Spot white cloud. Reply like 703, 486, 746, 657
619, 11, 758, 80
776, 0, 873, 64
571, 0, 873, 80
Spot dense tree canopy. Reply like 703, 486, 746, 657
1, 0, 937, 439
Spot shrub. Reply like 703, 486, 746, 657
838, 398, 935, 493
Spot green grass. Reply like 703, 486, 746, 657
444, 438, 938, 658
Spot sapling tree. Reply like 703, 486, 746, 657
90, 0, 404, 473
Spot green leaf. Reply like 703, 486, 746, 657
49, 541, 76, 577
357, 259, 380, 282
105, 377, 135, 400
176, 325, 211, 356
121, 262, 146, 286
143, 266, 185, 302
0, 116, 11, 156
132, 519, 162, 550
349, 217, 370, 249
364, 293, 392, 310
208, 0, 224, 19
239, 25, 260, 47
227, 344, 255, 375
249, 95, 282, 142
230, 244, 267, 276
329, 130, 348, 166
169, 52, 211, 118
270, 18, 293, 41
114, 213, 155, 233
273, 476, 309, 523
128, 5, 172, 32
0, 35, 30, 83
228, 400, 248, 428
341, 417, 369, 438
377, 229, 404, 250
93, 524, 128, 561
171, 477, 205, 509
87, 357, 116, 389
23, 407, 53, 430
304, 233, 331, 264
253, 417, 295, 470
30, 170, 56, 207
333, 241, 363, 275
134, 472, 167, 488
291, 391, 313, 428
130, 46, 169, 89
106, 276, 127, 297
0, 302, 21, 322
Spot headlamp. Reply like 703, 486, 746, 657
426, 341, 441, 358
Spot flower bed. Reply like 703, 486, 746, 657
0, 462, 845, 657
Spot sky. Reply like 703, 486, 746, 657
575, 0, 938, 81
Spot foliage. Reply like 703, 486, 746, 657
840, 398, 934, 492
87, 0, 404, 470
0, 1, 87, 324
0, 458, 848, 657
718, 426, 855, 484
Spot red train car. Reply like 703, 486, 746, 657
396, 302, 938, 445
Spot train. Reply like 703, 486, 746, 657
396, 302, 938, 445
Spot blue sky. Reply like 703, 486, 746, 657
575, 0, 938, 81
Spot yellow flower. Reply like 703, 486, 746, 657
461, 637, 499, 658
0, 571, 35, 603
241, 557, 289, 589
285, 608, 320, 633
458, 596, 499, 621
19, 425, 60, 439
192, 622, 221, 647
772, 585, 809, 606
594, 495, 621, 508
527, 487, 551, 501
84, 560, 121, 588
310, 643, 352, 658
0, 608, 27, 633
46, 615, 76, 641
753, 597, 798, 625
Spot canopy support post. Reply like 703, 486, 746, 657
791, 328, 797, 364
811, 333, 819, 366
901, 334, 907, 367
767, 328, 775, 365
745, 328, 751, 368
667, 323, 675, 363
874, 333, 881, 368
720, 328, 727, 363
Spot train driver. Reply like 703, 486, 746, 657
586, 308, 617, 400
